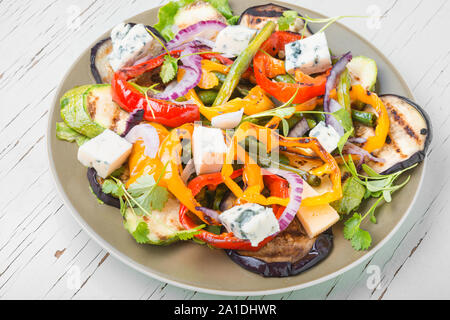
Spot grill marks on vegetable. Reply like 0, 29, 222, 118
355, 94, 431, 174
385, 101, 420, 143
86, 88, 129, 134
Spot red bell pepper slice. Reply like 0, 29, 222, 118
178, 169, 289, 251
253, 31, 329, 104
200, 53, 233, 66
111, 51, 200, 128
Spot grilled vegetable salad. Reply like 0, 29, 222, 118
56, 1, 432, 277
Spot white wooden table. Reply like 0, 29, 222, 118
0, 0, 448, 300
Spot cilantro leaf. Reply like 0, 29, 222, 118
343, 213, 361, 240
160, 55, 178, 83
343, 211, 372, 251
148, 185, 170, 211
132, 221, 150, 244
102, 179, 124, 198
351, 228, 372, 251
278, 10, 298, 31
127, 173, 169, 213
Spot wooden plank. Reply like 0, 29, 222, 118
0, 0, 447, 299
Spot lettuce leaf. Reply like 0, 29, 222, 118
56, 122, 90, 146
154, 0, 237, 40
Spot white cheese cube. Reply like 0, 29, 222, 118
284, 32, 332, 75
77, 129, 132, 178
108, 23, 154, 71
309, 121, 341, 153
213, 26, 257, 57
296, 180, 339, 238
219, 203, 280, 247
110, 23, 131, 43
192, 126, 227, 175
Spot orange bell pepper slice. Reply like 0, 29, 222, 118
158, 123, 221, 225
222, 122, 342, 207
350, 85, 390, 152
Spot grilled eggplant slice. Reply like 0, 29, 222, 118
238, 3, 313, 36
87, 168, 121, 208
355, 94, 432, 174
226, 219, 333, 277
90, 24, 165, 84
91, 38, 115, 84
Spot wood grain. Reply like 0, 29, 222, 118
0, 0, 447, 299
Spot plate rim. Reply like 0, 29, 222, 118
46, 1, 427, 296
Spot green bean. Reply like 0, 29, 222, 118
286, 114, 303, 129
213, 21, 276, 106
274, 74, 296, 84
295, 113, 317, 129
197, 90, 218, 105
305, 174, 322, 187
241, 137, 321, 187
213, 72, 250, 97
213, 184, 227, 211
306, 118, 317, 129
213, 71, 227, 83
351, 109, 377, 127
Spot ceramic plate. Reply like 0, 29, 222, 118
47, 0, 426, 295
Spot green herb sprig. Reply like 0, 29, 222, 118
147, 26, 220, 84
337, 131, 417, 250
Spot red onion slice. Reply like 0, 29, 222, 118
288, 118, 309, 137
120, 109, 144, 137
154, 44, 202, 101
181, 159, 195, 184
327, 99, 345, 136
348, 137, 367, 144
166, 20, 227, 50
343, 142, 385, 164
124, 123, 160, 158
196, 206, 221, 222
265, 168, 304, 232
324, 52, 352, 132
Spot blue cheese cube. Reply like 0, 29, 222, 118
108, 23, 156, 71
219, 203, 280, 247
309, 121, 341, 154
285, 32, 332, 75
192, 126, 228, 175
77, 129, 132, 178
213, 26, 256, 57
